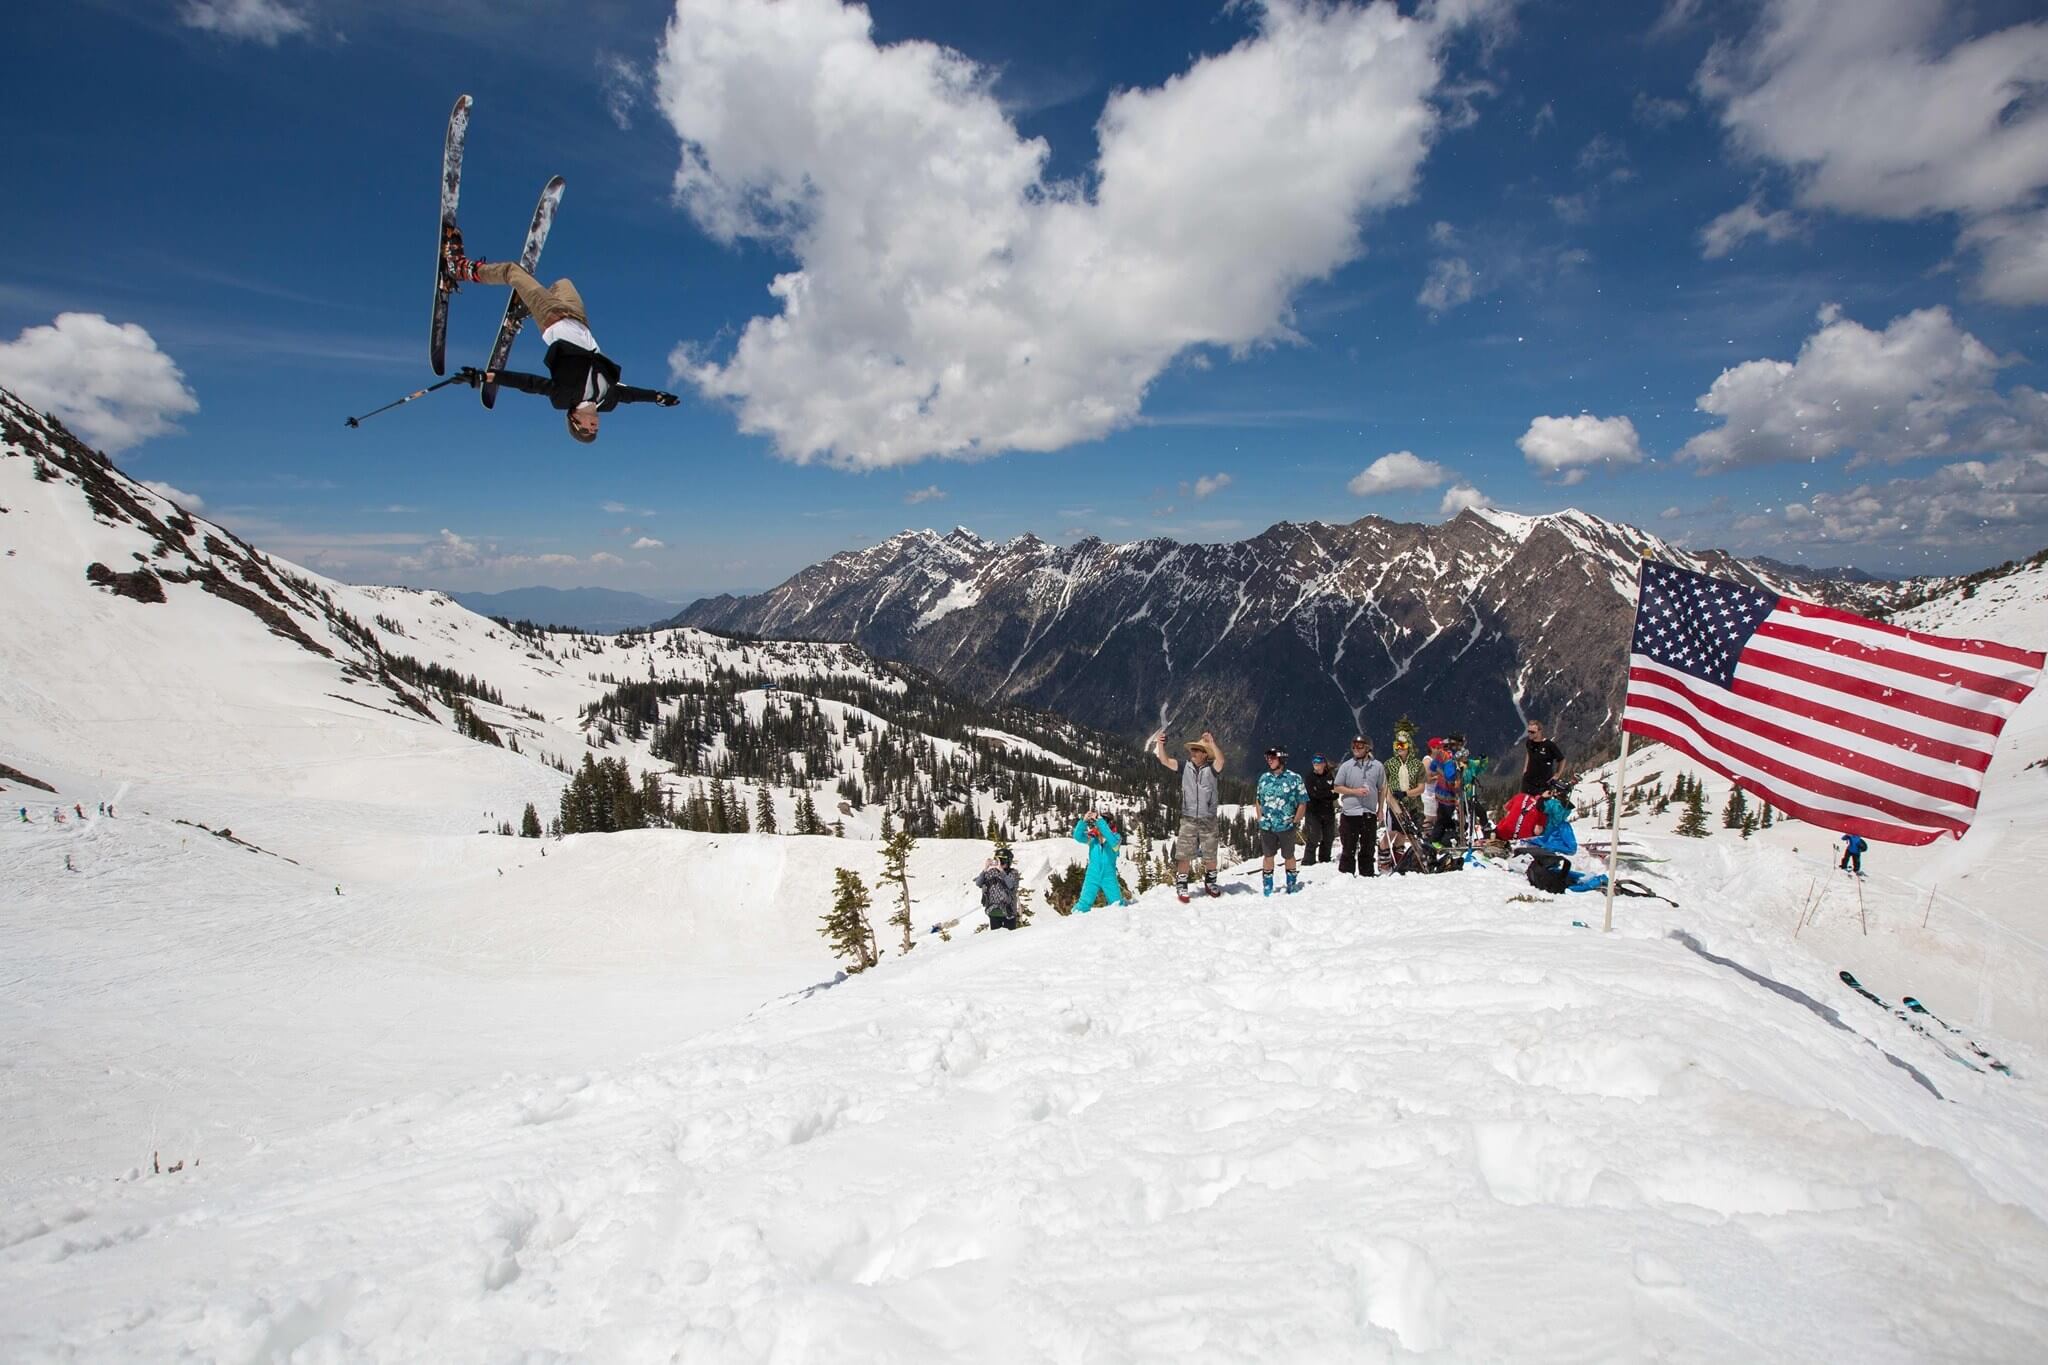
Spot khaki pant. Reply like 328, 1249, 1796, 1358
473, 262, 586, 332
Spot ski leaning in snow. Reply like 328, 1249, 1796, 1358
1839, 971, 1983, 1074
1904, 996, 2014, 1077
429, 93, 471, 377
479, 176, 565, 410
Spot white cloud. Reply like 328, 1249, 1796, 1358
1960, 209, 2048, 307
1632, 92, 1689, 127
394, 529, 485, 573
1348, 450, 1448, 496
590, 552, 626, 567
1190, 472, 1232, 500
535, 554, 581, 568
598, 52, 649, 131
0, 313, 199, 453
631, 537, 666, 550
180, 0, 309, 44
1517, 414, 1646, 485
1418, 256, 1477, 313
904, 485, 947, 504
1700, 0, 2048, 302
1678, 304, 2048, 472
1659, 505, 1682, 520
1576, 133, 1630, 180
141, 480, 204, 511
659, 0, 1485, 468
1738, 453, 2048, 553
1699, 194, 1804, 258
1439, 483, 1492, 515
600, 500, 655, 516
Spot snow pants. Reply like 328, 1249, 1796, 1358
1839, 849, 1862, 874
1300, 807, 1335, 865
1337, 812, 1377, 876
1074, 866, 1119, 913
473, 261, 588, 332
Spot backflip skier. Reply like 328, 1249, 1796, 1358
443, 243, 678, 441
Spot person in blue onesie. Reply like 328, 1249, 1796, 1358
1071, 810, 1131, 913
1527, 780, 1578, 857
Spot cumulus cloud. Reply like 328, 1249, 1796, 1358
180, 0, 309, 44
1418, 256, 1478, 314
1440, 483, 1492, 515
1348, 450, 1449, 496
1700, 0, 2048, 302
1518, 413, 1646, 485
904, 485, 946, 504
631, 536, 666, 550
1189, 472, 1232, 500
0, 313, 200, 453
1960, 209, 2048, 307
1735, 453, 2048, 554
590, 552, 626, 567
142, 480, 204, 511
1678, 304, 2048, 472
659, 0, 1485, 468
1699, 194, 1804, 258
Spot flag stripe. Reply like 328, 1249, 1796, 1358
1718, 671, 1993, 772
1635, 660, 1987, 798
1623, 693, 1967, 838
1777, 596, 2048, 669
1621, 718, 1948, 846
1739, 643, 2007, 736
1752, 618, 2035, 703
1738, 641, 2025, 746
1628, 662, 1982, 813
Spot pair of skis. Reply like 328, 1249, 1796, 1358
1838, 971, 2013, 1077
431, 94, 565, 408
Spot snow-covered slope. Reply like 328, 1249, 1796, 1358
7, 393, 2048, 1359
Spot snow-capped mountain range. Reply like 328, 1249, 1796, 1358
675, 512, 1924, 763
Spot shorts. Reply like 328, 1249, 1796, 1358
1258, 827, 1296, 857
1176, 815, 1219, 865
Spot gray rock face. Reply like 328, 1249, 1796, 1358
674, 509, 1910, 765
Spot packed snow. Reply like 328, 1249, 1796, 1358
7, 433, 2048, 1358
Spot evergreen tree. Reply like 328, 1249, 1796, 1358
755, 786, 778, 834
725, 780, 750, 833
1741, 811, 1758, 839
880, 807, 895, 838
520, 802, 542, 839
1760, 801, 1774, 829
1676, 784, 1710, 838
820, 868, 879, 972
794, 789, 821, 835
1721, 783, 1749, 830
882, 828, 917, 953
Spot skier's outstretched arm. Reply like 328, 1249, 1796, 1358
486, 369, 553, 396
611, 384, 681, 407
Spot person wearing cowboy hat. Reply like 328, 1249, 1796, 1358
1151, 727, 1227, 901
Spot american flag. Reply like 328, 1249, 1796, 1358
1623, 560, 2044, 846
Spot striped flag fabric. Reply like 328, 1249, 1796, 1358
1622, 559, 2044, 846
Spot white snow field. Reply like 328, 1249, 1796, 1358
8, 417, 2048, 1358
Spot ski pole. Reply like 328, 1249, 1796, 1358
344, 367, 481, 427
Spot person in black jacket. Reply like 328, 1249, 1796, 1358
1301, 753, 1338, 866
446, 252, 677, 441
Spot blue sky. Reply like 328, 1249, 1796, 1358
5, 0, 2046, 598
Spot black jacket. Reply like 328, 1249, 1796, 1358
493, 340, 675, 411
1305, 767, 1338, 814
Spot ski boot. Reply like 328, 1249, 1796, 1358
1262, 871, 1275, 897
1204, 870, 1222, 898
442, 227, 487, 288
1175, 874, 1191, 904
1285, 869, 1300, 894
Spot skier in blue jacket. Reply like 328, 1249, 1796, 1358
1527, 781, 1578, 856
1071, 810, 1131, 913
1839, 832, 1867, 876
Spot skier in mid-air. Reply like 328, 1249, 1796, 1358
443, 242, 678, 441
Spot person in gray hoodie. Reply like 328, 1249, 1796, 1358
976, 848, 1023, 930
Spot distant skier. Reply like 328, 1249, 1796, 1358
1254, 748, 1309, 896
1152, 729, 1227, 902
1070, 811, 1127, 913
1839, 832, 1867, 876
53, 808, 65, 824
18, 807, 28, 823
73, 803, 84, 820
976, 847, 1022, 930
443, 248, 679, 442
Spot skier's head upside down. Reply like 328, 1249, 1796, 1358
568, 404, 599, 443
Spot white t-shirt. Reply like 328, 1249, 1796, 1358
542, 318, 600, 353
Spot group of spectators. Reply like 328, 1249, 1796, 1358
1150, 721, 1568, 898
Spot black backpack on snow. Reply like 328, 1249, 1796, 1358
1527, 851, 1571, 894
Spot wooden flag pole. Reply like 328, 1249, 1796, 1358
1602, 731, 1632, 934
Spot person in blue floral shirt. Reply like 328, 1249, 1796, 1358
1254, 747, 1309, 896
